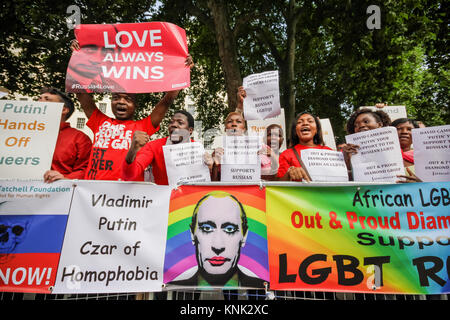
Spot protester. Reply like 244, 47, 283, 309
392, 118, 418, 167
212, 88, 283, 181
210, 110, 254, 181
39, 87, 92, 183
260, 124, 284, 180
69, 40, 194, 180
121, 110, 212, 184
391, 118, 423, 183
342, 108, 391, 179
277, 112, 332, 181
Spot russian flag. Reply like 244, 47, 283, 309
0, 181, 72, 293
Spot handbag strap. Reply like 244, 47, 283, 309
291, 147, 302, 165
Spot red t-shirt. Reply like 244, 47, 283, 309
277, 144, 332, 178
85, 109, 159, 180
51, 122, 92, 179
121, 137, 169, 184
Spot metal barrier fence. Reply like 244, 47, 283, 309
1, 290, 448, 301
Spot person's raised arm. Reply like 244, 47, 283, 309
236, 86, 246, 113
125, 131, 150, 164
149, 55, 194, 128
150, 90, 180, 128
76, 92, 98, 119
70, 40, 99, 119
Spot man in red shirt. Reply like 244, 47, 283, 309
122, 110, 203, 184
40, 87, 92, 182
70, 47, 194, 180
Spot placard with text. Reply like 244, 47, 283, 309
0, 100, 62, 179
266, 183, 450, 294
66, 22, 190, 93
53, 181, 171, 293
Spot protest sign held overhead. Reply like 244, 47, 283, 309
243, 71, 281, 120
360, 105, 408, 122
66, 22, 190, 93
0, 100, 62, 179
412, 125, 450, 182
346, 127, 405, 182
163, 142, 211, 186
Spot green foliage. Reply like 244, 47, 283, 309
0, 0, 447, 142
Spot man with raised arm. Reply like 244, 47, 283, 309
70, 40, 194, 180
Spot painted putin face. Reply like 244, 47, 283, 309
295, 113, 317, 145
354, 113, 382, 133
192, 196, 247, 276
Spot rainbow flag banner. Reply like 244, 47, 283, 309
266, 182, 450, 294
164, 185, 269, 289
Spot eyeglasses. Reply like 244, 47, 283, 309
0, 224, 25, 236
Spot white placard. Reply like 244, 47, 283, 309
360, 105, 408, 121
0, 100, 62, 179
221, 135, 261, 182
319, 118, 337, 150
247, 108, 287, 152
243, 71, 281, 120
412, 125, 450, 182
53, 181, 171, 294
163, 142, 211, 186
0, 180, 74, 215
300, 149, 349, 182
345, 127, 405, 182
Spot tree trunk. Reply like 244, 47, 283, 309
281, 0, 299, 140
206, 0, 242, 112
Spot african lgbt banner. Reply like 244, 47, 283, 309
266, 182, 450, 294
0, 180, 73, 293
164, 185, 269, 289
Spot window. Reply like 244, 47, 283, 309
76, 117, 85, 129
99, 103, 107, 113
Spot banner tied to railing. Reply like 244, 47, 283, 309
0, 180, 448, 294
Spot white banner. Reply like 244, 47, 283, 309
53, 181, 171, 293
346, 127, 405, 182
300, 149, 349, 182
163, 142, 211, 186
243, 71, 281, 120
412, 125, 450, 182
0, 100, 62, 179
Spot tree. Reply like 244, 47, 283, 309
1, 0, 447, 141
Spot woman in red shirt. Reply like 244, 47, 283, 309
277, 112, 331, 181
